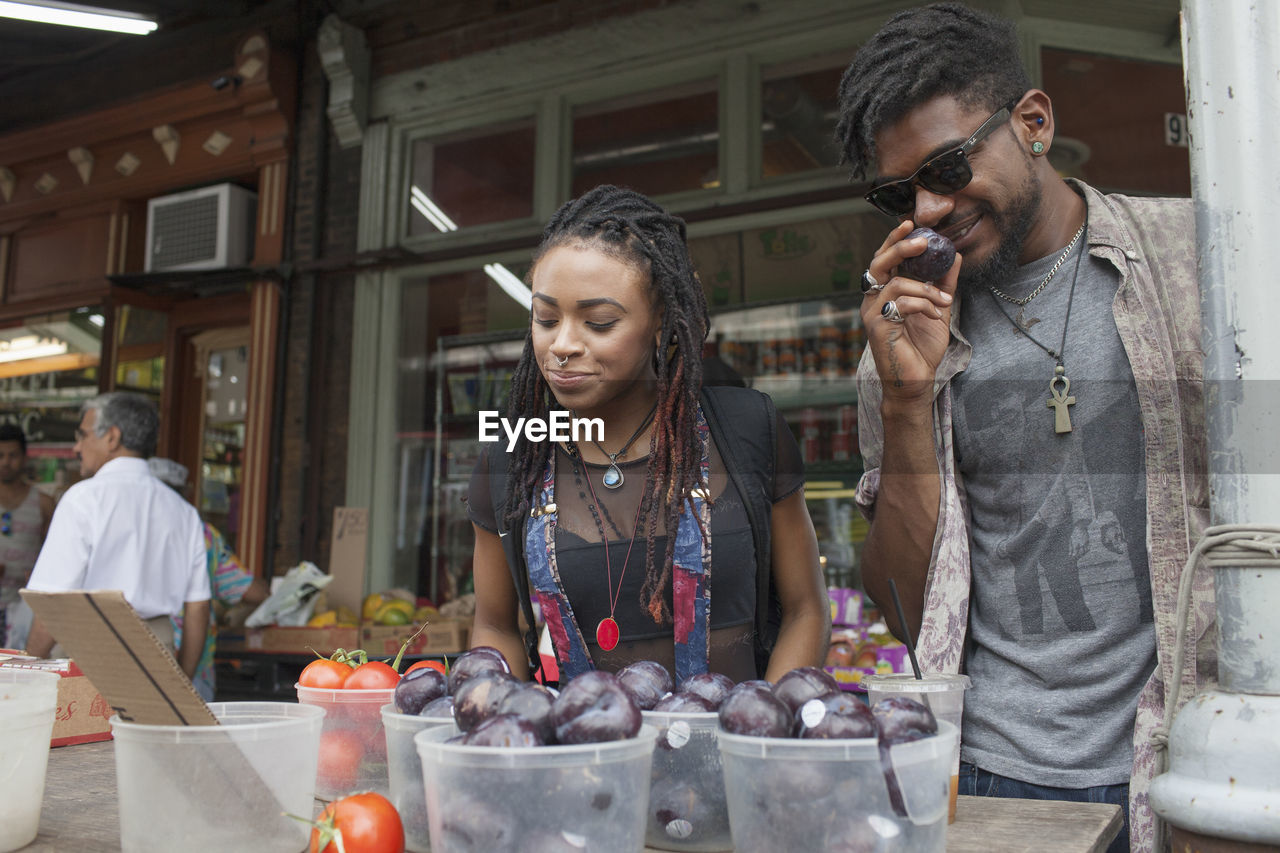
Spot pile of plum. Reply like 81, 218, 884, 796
393, 646, 645, 747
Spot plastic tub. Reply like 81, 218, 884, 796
0, 669, 60, 853
863, 672, 971, 822
415, 724, 658, 852
717, 721, 958, 853
296, 682, 396, 800
382, 704, 456, 852
641, 709, 731, 852
110, 701, 324, 853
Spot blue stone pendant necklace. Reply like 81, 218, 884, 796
589, 401, 657, 489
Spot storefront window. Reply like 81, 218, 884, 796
759, 56, 847, 180
394, 263, 531, 600
114, 304, 165, 397
408, 118, 537, 237
198, 339, 248, 553
572, 80, 719, 197
1041, 47, 1190, 196
0, 306, 103, 495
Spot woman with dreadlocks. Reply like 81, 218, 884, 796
467, 185, 829, 685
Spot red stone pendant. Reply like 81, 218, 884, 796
596, 617, 620, 651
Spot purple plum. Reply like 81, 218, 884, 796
447, 646, 512, 694
453, 670, 519, 732
393, 666, 447, 715
616, 660, 673, 710
551, 670, 642, 744
676, 672, 735, 710
898, 227, 956, 282
794, 693, 876, 739
717, 682, 791, 737
460, 712, 543, 747
773, 666, 841, 714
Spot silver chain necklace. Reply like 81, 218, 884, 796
988, 221, 1087, 307
987, 216, 1087, 434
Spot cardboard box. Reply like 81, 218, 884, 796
360, 620, 470, 657
220, 625, 360, 655
0, 655, 113, 747
20, 590, 215, 727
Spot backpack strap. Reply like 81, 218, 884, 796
700, 385, 780, 676
485, 448, 544, 679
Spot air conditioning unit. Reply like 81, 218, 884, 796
145, 183, 257, 272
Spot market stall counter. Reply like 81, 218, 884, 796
30, 740, 1121, 852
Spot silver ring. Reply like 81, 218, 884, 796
881, 300, 904, 323
860, 269, 884, 294
554, 354, 568, 367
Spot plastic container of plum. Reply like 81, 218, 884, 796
381, 704, 456, 852
415, 724, 658, 852
296, 683, 396, 800
717, 721, 958, 853
641, 709, 731, 852
111, 702, 324, 853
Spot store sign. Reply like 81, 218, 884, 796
0, 408, 79, 444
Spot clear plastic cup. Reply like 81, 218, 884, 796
863, 672, 971, 823
0, 669, 60, 852
717, 722, 958, 852
110, 702, 324, 853
381, 704, 455, 852
415, 724, 658, 851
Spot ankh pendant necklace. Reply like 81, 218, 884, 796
575, 441, 647, 651
586, 401, 657, 490
987, 216, 1086, 435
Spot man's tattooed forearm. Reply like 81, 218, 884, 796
887, 339, 904, 388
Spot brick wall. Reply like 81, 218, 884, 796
273, 16, 362, 576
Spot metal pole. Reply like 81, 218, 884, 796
1183, 0, 1280, 525
1148, 8, 1280, 848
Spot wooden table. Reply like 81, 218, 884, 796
30, 741, 1121, 852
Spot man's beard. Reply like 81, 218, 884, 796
957, 173, 1042, 296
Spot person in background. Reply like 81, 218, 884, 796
468, 185, 830, 685
0, 424, 55, 649
149, 456, 269, 700
835, 5, 1210, 851
24, 392, 211, 680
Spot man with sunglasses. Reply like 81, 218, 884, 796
837, 5, 1209, 852
0, 424, 54, 649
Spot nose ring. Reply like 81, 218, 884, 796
554, 354, 569, 367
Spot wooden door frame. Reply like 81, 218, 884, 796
160, 290, 251, 484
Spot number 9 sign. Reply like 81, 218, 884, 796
1165, 113, 1190, 147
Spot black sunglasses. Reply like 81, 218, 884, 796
865, 98, 1020, 217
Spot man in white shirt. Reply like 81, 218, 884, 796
25, 392, 210, 679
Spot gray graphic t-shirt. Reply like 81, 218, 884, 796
952, 238, 1156, 788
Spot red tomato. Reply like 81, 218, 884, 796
299, 659, 353, 689
316, 729, 363, 792
310, 791, 405, 853
404, 659, 447, 677
344, 661, 401, 690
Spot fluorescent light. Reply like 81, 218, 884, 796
0, 335, 68, 364
406, 186, 527, 309
409, 185, 459, 233
87, 313, 105, 327
0, 0, 156, 34
484, 263, 532, 310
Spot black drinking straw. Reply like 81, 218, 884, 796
888, 578, 923, 680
